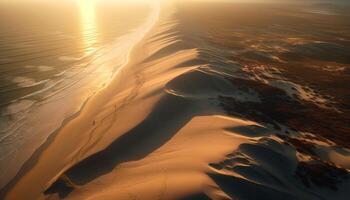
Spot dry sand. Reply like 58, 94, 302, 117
3, 1, 350, 200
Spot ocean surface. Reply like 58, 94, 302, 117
0, 0, 159, 188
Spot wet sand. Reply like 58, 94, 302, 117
2, 1, 350, 200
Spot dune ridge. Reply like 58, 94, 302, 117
0, 1, 160, 192
4, 1, 350, 200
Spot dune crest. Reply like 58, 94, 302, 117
3, 1, 350, 200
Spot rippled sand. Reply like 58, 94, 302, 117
2, 1, 350, 200
0, 1, 152, 191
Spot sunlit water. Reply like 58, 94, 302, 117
0, 0, 159, 188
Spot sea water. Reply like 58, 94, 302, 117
0, 0, 160, 189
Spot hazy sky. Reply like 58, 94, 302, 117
0, 0, 348, 5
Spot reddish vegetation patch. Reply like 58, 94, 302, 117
302, 133, 332, 145
179, 1, 350, 195
182, 1, 350, 149
275, 135, 350, 191
296, 160, 348, 190
277, 134, 316, 156
219, 77, 350, 149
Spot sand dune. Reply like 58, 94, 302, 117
2, 1, 350, 200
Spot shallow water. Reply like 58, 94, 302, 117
0, 0, 158, 188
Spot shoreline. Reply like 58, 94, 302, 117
0, 96, 90, 199
3, 1, 350, 200
0, 2, 161, 192
1, 2, 161, 199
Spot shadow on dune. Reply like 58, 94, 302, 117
225, 125, 271, 138
207, 136, 299, 200
45, 93, 203, 197
45, 10, 224, 197
209, 173, 297, 200
179, 193, 212, 200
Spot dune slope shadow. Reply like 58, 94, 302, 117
179, 193, 212, 200
45, 94, 202, 197
209, 173, 297, 200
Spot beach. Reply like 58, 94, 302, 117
1, 1, 350, 200
0, 0, 154, 191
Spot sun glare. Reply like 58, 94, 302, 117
78, 0, 98, 55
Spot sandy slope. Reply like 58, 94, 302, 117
3, 1, 350, 200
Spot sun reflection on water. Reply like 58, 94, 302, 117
78, 0, 98, 55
